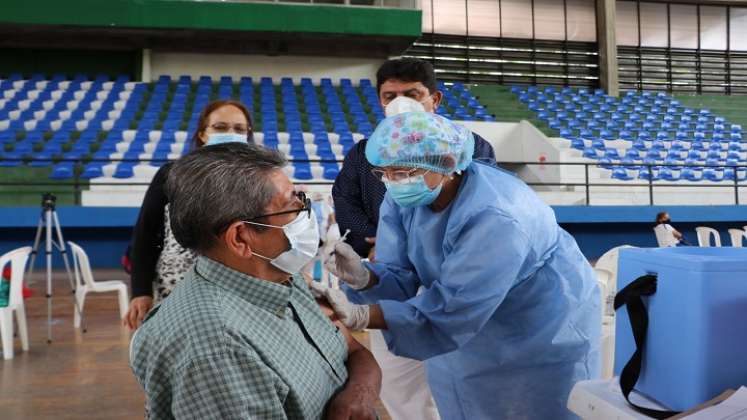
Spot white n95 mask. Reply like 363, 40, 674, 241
384, 96, 427, 117
245, 209, 320, 274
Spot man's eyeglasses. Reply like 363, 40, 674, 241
248, 191, 312, 221
210, 122, 251, 135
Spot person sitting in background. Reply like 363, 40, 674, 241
654, 212, 690, 247
130, 143, 381, 420
123, 99, 254, 330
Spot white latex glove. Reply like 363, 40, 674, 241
325, 241, 371, 290
310, 281, 370, 331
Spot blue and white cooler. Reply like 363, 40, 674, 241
615, 247, 747, 416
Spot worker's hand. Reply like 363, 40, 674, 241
325, 383, 378, 420
325, 241, 371, 290
123, 296, 153, 331
365, 237, 376, 262
310, 282, 370, 331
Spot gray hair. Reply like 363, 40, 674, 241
166, 142, 287, 253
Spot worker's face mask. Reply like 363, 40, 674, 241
206, 132, 247, 146
244, 209, 320, 274
384, 96, 427, 117
384, 175, 443, 207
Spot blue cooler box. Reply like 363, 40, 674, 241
615, 247, 747, 411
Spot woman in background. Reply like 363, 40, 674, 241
123, 99, 253, 330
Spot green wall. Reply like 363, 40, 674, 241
0, 0, 421, 37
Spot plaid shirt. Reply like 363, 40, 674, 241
130, 256, 349, 420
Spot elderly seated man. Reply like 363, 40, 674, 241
130, 143, 381, 420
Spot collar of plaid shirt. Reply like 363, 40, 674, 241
193, 256, 295, 316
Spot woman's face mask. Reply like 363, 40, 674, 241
244, 209, 320, 274
384, 174, 444, 207
206, 132, 247, 146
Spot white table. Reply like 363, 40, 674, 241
567, 378, 669, 420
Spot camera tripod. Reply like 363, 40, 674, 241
26, 193, 86, 343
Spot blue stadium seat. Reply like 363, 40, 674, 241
611, 167, 633, 180
604, 148, 621, 160
570, 139, 586, 150
583, 148, 598, 159
638, 167, 659, 181
624, 148, 641, 159
670, 141, 685, 152
659, 167, 679, 181
81, 163, 103, 179
293, 163, 313, 180
50, 163, 74, 180
646, 149, 663, 160
703, 168, 723, 182
648, 141, 664, 151
681, 168, 701, 183
724, 168, 747, 181
600, 130, 615, 140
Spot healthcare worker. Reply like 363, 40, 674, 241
315, 111, 601, 419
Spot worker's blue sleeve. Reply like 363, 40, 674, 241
345, 196, 420, 305
380, 208, 532, 360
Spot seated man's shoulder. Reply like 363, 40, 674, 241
135, 276, 240, 360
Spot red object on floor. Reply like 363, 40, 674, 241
3, 264, 34, 298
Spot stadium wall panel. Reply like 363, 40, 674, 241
0, 206, 744, 267
150, 52, 383, 84
0, 0, 421, 37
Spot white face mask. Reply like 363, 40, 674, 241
245, 209, 320, 274
206, 132, 246, 146
384, 96, 427, 117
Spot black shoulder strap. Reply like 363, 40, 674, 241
614, 274, 680, 419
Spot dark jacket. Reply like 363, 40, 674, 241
129, 163, 172, 298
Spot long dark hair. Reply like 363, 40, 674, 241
191, 100, 254, 149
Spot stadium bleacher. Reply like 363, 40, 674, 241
513, 85, 747, 183
0, 74, 494, 183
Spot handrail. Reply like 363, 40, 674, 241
0, 159, 744, 206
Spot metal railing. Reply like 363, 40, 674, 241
497, 161, 747, 206
0, 158, 746, 206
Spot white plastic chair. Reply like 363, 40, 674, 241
594, 267, 615, 380
0, 247, 32, 360
68, 241, 129, 328
729, 229, 747, 247
695, 227, 722, 247
594, 245, 635, 379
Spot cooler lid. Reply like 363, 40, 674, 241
619, 247, 747, 272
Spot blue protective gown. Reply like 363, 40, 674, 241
346, 162, 600, 420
